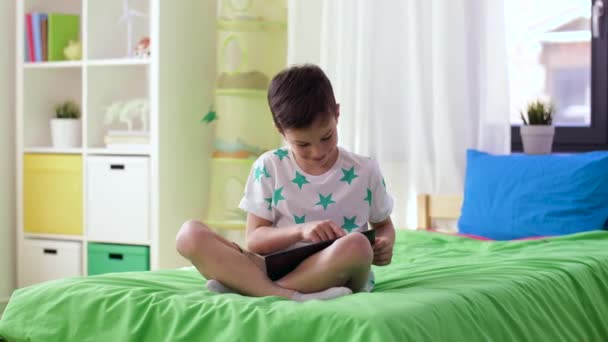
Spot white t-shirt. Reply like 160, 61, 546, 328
239, 146, 394, 245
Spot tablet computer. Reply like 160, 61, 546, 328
264, 229, 376, 281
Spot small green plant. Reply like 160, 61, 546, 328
520, 99, 554, 125
54, 100, 81, 119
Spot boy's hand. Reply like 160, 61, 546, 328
372, 236, 394, 266
300, 220, 346, 243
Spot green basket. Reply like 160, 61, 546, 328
87, 243, 149, 276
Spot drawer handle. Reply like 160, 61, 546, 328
110, 164, 125, 170
43, 248, 57, 255
109, 253, 124, 260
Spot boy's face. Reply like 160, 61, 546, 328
280, 109, 340, 172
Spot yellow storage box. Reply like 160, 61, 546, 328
23, 154, 83, 235
217, 20, 287, 81
206, 158, 253, 225
213, 89, 281, 158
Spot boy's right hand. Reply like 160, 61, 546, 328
299, 220, 346, 243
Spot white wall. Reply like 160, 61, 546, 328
0, 0, 16, 312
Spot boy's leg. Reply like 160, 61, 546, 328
176, 220, 296, 299
276, 232, 374, 293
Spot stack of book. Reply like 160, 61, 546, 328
25, 12, 79, 62
104, 131, 150, 150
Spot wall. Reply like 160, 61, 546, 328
0, 0, 16, 314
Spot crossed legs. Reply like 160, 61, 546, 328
175, 220, 373, 299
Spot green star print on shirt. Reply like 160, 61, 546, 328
274, 149, 289, 161
341, 216, 359, 232
292, 171, 310, 190
254, 166, 271, 182
316, 193, 336, 210
364, 188, 373, 207
273, 187, 286, 206
238, 147, 394, 241
340, 166, 359, 185
294, 214, 306, 224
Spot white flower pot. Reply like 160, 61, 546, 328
520, 125, 555, 155
50, 118, 81, 148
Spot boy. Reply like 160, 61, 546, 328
176, 64, 395, 301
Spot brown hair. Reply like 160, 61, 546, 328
267, 64, 337, 131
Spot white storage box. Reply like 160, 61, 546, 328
87, 156, 150, 243
18, 239, 82, 288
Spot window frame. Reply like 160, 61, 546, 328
511, 1, 608, 152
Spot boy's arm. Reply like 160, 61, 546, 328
245, 213, 345, 255
370, 217, 395, 266
245, 213, 303, 255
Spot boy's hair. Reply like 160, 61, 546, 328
267, 64, 337, 131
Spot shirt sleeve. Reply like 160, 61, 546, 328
368, 159, 394, 223
238, 155, 274, 221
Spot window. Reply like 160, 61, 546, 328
506, 0, 608, 151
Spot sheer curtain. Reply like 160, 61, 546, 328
288, 0, 511, 229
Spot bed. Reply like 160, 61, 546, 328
1, 194, 607, 341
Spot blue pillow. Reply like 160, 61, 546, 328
458, 149, 608, 240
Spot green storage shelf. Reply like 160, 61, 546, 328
87, 243, 149, 276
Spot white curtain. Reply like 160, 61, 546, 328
288, 0, 511, 229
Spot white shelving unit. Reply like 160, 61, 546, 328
15, 0, 216, 288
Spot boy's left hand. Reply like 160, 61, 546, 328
372, 236, 393, 266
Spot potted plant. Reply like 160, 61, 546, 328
50, 100, 81, 148
520, 99, 555, 155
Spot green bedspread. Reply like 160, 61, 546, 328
1, 230, 607, 341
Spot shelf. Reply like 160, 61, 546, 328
24, 61, 83, 69
86, 239, 151, 247
24, 146, 153, 156
23, 59, 150, 69
24, 233, 83, 242
24, 147, 83, 154
87, 59, 150, 67
86, 67, 149, 147
87, 147, 151, 156
15, 0, 240, 282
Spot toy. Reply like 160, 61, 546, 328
104, 98, 150, 131
63, 40, 82, 61
118, 0, 148, 57
134, 37, 150, 58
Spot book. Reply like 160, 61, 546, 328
104, 135, 150, 142
24, 24, 29, 62
41, 17, 48, 61
48, 13, 80, 61
25, 14, 35, 62
31, 12, 47, 62
104, 130, 150, 146
104, 137, 150, 144
264, 229, 376, 281
104, 143, 150, 150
